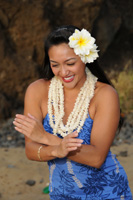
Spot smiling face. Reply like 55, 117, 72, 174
48, 43, 86, 90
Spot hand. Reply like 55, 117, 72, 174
53, 131, 83, 158
13, 113, 47, 144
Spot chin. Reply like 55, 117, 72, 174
63, 82, 78, 90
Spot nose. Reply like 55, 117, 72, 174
60, 65, 69, 77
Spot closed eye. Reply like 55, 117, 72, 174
67, 63, 75, 66
51, 64, 59, 67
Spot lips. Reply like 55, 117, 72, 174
62, 75, 74, 83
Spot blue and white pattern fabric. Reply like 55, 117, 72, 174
43, 113, 132, 200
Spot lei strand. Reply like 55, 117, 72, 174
48, 68, 97, 137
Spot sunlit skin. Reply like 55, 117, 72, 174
13, 42, 120, 168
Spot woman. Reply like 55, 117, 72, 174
13, 25, 132, 200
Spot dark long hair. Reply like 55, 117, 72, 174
43, 25, 111, 85
43, 25, 123, 129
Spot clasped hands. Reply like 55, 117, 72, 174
13, 113, 83, 158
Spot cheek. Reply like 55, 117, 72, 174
51, 67, 58, 75
75, 64, 85, 74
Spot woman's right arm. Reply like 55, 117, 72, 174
14, 79, 82, 162
22, 79, 58, 161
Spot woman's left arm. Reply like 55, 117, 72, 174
67, 85, 120, 168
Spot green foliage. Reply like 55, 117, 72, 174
111, 70, 133, 114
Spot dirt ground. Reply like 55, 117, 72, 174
0, 144, 133, 200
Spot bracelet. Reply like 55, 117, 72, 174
37, 145, 43, 161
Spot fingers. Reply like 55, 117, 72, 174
13, 118, 37, 139
66, 141, 82, 147
62, 132, 83, 152
65, 131, 83, 144
13, 119, 30, 130
27, 113, 38, 121
13, 117, 31, 128
14, 126, 27, 135
28, 113, 41, 124
68, 131, 78, 138
67, 147, 78, 151
54, 131, 83, 158
65, 137, 83, 145
13, 113, 45, 144
65, 141, 82, 149
13, 119, 31, 135
15, 114, 40, 127
56, 143, 79, 158
15, 114, 33, 123
13, 118, 32, 134
28, 113, 34, 119
13, 113, 40, 129
13, 114, 37, 136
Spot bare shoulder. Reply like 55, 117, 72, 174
24, 79, 50, 119
24, 79, 50, 107
94, 82, 120, 117
25, 79, 50, 98
93, 83, 120, 127
26, 79, 50, 93
95, 82, 119, 103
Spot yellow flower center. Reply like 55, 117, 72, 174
78, 37, 87, 47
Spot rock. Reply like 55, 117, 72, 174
0, 117, 25, 147
0, 0, 132, 130
0, 8, 9, 28
92, 0, 133, 55
113, 112, 133, 145
0, 93, 11, 120
4, 148, 8, 152
26, 180, 36, 186
39, 178, 44, 184
0, 0, 104, 119
7, 135, 13, 141
0, 55, 39, 111
92, 0, 121, 54
0, 31, 5, 62
119, 151, 128, 157
44, 0, 103, 31
7, 164, 15, 168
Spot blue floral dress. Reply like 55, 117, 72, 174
43, 113, 132, 200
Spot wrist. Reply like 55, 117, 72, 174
44, 132, 62, 146
51, 145, 58, 157
41, 131, 49, 145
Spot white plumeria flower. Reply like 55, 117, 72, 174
80, 44, 99, 64
69, 29, 99, 64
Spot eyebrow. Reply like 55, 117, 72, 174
65, 58, 77, 62
50, 58, 77, 63
50, 60, 58, 63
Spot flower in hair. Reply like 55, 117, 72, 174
68, 29, 99, 64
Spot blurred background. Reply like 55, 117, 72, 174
0, 0, 133, 120
0, 0, 133, 199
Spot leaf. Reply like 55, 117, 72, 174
112, 186, 117, 194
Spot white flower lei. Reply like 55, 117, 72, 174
48, 68, 97, 137
69, 29, 99, 64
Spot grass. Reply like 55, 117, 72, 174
111, 69, 133, 114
